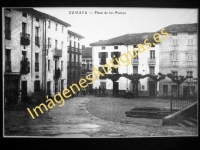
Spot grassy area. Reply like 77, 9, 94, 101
86, 97, 171, 126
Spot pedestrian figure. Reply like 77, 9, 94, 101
125, 88, 129, 99
102, 86, 105, 97
99, 86, 101, 95
94, 87, 97, 97
83, 88, 86, 96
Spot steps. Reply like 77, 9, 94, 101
176, 115, 197, 127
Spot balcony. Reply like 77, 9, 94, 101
5, 29, 11, 40
54, 68, 61, 79
131, 58, 139, 65
53, 48, 62, 57
35, 36, 40, 47
5, 61, 11, 72
20, 33, 30, 46
172, 45, 178, 51
187, 45, 194, 51
148, 57, 156, 65
20, 58, 30, 75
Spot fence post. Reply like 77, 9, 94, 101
170, 89, 172, 114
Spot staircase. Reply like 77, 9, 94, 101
176, 114, 197, 127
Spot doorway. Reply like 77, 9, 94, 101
149, 81, 155, 96
21, 81, 27, 102
163, 85, 168, 96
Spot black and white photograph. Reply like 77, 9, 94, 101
3, 7, 198, 138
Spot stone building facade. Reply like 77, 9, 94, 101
158, 23, 198, 97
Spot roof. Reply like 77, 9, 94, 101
82, 47, 92, 58
90, 32, 155, 46
158, 23, 197, 33
68, 30, 85, 38
15, 8, 71, 27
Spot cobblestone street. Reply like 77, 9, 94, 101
4, 96, 197, 138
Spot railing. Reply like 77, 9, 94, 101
170, 86, 197, 114
5, 61, 11, 72
172, 45, 178, 51
20, 33, 30, 46
187, 45, 194, 51
35, 36, 40, 46
5, 29, 11, 40
148, 57, 156, 64
131, 58, 139, 64
53, 48, 62, 57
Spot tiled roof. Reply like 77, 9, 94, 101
158, 23, 197, 33
68, 30, 84, 38
82, 47, 92, 58
90, 32, 155, 46
15, 8, 71, 27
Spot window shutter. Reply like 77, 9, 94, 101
98, 52, 102, 58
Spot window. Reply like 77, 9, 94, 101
61, 61, 63, 71
22, 51, 27, 60
69, 41, 72, 47
150, 50, 155, 59
36, 17, 39, 22
87, 63, 90, 70
61, 41, 63, 50
48, 38, 51, 48
133, 66, 138, 74
55, 23, 57, 31
5, 49, 11, 72
89, 64, 92, 69
48, 60, 50, 71
188, 39, 193, 45
34, 81, 40, 92
149, 66, 155, 75
35, 27, 39, 46
78, 43, 80, 49
173, 39, 178, 45
102, 46, 106, 50
133, 50, 138, 59
62, 26, 64, 33
187, 53, 193, 61
22, 22, 27, 33
22, 11, 27, 17
48, 21, 51, 28
35, 53, 39, 72
133, 45, 137, 48
172, 33, 177, 36
55, 40, 57, 49
171, 52, 178, 61
74, 36, 75, 39
99, 67, 107, 75
114, 46, 118, 49
111, 52, 121, 65
5, 17, 11, 40
111, 67, 118, 73
187, 71, 193, 76
172, 71, 178, 76
99, 52, 108, 65
74, 42, 76, 48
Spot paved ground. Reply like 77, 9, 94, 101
4, 95, 197, 138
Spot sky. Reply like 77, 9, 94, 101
34, 7, 198, 47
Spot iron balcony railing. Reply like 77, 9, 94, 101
5, 61, 11, 72
20, 32, 30, 46
53, 48, 62, 57
5, 29, 11, 40
131, 58, 139, 64
148, 57, 156, 64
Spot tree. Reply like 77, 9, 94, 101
122, 73, 149, 96
146, 72, 166, 96
167, 74, 193, 97
100, 73, 122, 95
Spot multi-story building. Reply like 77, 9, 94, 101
3, 8, 71, 103
67, 30, 84, 86
90, 32, 160, 96
82, 46, 93, 91
43, 13, 71, 97
158, 23, 198, 97
3, 8, 45, 103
